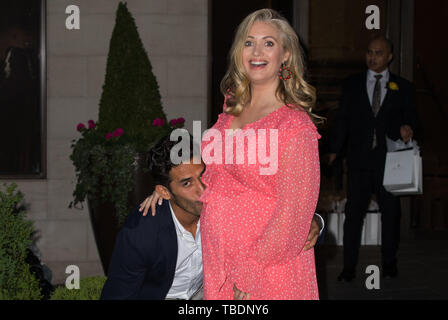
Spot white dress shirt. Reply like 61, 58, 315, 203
366, 68, 389, 106
165, 202, 203, 300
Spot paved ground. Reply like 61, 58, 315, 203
315, 229, 448, 300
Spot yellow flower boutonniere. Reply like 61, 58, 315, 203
388, 81, 399, 91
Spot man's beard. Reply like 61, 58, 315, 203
170, 193, 202, 217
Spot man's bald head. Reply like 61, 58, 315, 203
366, 35, 394, 73
368, 35, 393, 54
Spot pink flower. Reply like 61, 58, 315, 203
152, 118, 165, 127
169, 117, 185, 127
105, 133, 113, 140
88, 120, 96, 129
176, 117, 185, 124
77, 123, 85, 131
113, 128, 124, 137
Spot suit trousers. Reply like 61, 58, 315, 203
343, 151, 402, 271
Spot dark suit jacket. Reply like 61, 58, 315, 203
330, 71, 417, 170
100, 200, 178, 300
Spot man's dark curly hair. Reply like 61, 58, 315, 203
146, 133, 196, 190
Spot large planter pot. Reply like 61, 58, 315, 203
88, 153, 154, 275
87, 199, 119, 276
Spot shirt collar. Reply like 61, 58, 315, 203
168, 201, 200, 237
367, 68, 389, 82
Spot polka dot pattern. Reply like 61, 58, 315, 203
199, 103, 321, 300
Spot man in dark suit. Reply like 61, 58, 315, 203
101, 135, 205, 300
328, 35, 417, 281
101, 134, 324, 299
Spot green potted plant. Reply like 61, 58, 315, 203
69, 2, 185, 274
0, 183, 42, 300
50, 276, 107, 300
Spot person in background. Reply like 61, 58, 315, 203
327, 35, 417, 282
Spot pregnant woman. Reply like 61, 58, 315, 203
141, 8, 321, 300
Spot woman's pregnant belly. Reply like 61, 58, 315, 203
201, 189, 276, 255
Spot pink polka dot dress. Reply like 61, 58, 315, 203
199, 102, 321, 300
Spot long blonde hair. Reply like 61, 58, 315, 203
220, 9, 321, 123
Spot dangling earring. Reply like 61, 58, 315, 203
278, 63, 293, 81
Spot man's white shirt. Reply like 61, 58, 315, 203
165, 202, 203, 300
367, 68, 389, 106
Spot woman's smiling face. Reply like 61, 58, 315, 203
242, 21, 290, 86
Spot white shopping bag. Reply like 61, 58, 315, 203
383, 146, 423, 195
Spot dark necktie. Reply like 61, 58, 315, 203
372, 74, 383, 116
372, 74, 383, 149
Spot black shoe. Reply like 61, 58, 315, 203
382, 263, 398, 279
337, 268, 355, 282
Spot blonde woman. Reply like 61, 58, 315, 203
142, 9, 321, 300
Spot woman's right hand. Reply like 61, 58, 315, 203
139, 190, 163, 216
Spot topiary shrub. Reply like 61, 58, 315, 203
0, 183, 42, 300
98, 1, 167, 153
50, 276, 107, 300
70, 2, 185, 225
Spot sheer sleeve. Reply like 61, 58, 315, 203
230, 126, 320, 295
